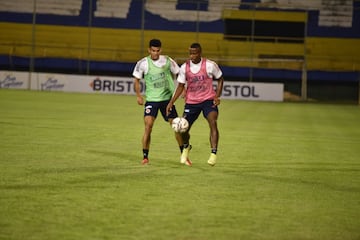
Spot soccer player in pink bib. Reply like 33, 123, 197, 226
166, 43, 224, 166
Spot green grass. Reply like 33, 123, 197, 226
0, 89, 360, 240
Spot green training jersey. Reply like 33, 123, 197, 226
144, 56, 175, 102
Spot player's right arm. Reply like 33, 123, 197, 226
132, 58, 147, 105
134, 77, 143, 105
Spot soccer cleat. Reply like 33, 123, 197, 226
207, 153, 217, 166
142, 158, 149, 165
185, 158, 192, 166
180, 145, 191, 164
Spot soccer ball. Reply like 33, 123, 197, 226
171, 117, 189, 133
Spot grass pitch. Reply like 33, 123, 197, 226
0, 89, 359, 240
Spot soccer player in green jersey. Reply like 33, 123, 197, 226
133, 39, 192, 166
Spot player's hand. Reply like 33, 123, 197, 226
181, 88, 186, 99
137, 96, 144, 105
213, 97, 221, 106
166, 103, 173, 116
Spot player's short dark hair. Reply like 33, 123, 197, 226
190, 42, 202, 51
149, 39, 162, 48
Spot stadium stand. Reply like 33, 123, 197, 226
318, 0, 353, 27
0, 0, 359, 102
94, 0, 131, 18
0, 0, 82, 16
145, 0, 240, 22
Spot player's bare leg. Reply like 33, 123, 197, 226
207, 111, 219, 166
179, 129, 192, 166
142, 115, 155, 164
169, 118, 191, 165
169, 118, 183, 148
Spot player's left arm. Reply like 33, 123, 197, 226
169, 57, 180, 76
211, 61, 224, 106
214, 76, 224, 106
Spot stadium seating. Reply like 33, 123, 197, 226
145, 0, 240, 22
0, 0, 82, 16
94, 0, 131, 18
0, 0, 359, 73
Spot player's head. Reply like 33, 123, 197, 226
148, 39, 162, 60
189, 43, 202, 64
149, 39, 162, 48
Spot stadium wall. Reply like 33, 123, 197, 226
0, 70, 284, 102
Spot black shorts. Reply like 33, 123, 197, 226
183, 100, 218, 126
144, 100, 178, 122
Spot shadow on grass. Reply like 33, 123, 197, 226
221, 162, 360, 193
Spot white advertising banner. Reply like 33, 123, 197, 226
218, 81, 284, 101
31, 73, 141, 95
0, 71, 283, 102
0, 71, 30, 89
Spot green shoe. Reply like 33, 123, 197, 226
207, 153, 217, 166
180, 145, 191, 164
